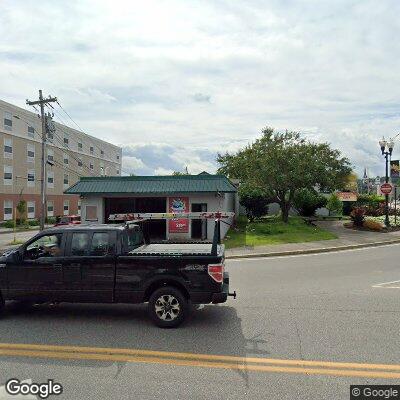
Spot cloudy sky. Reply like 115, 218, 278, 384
1, 0, 400, 177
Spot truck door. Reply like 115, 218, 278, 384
7, 232, 65, 302
79, 231, 117, 302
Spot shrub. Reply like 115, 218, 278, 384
326, 194, 343, 215
1, 220, 15, 229
357, 194, 385, 216
45, 216, 57, 225
239, 183, 271, 222
16, 200, 27, 224
350, 206, 366, 227
28, 219, 40, 226
293, 188, 327, 217
363, 218, 384, 231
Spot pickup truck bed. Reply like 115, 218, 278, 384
129, 243, 223, 256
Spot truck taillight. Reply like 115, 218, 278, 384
208, 264, 224, 283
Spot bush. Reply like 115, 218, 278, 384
46, 216, 56, 224
28, 219, 40, 226
357, 194, 385, 216
239, 183, 271, 222
350, 206, 366, 227
363, 218, 384, 231
1, 220, 15, 229
326, 194, 343, 215
293, 188, 327, 217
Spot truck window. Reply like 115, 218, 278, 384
70, 232, 90, 256
90, 232, 115, 256
126, 226, 144, 251
25, 234, 62, 260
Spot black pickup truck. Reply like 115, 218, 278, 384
0, 221, 235, 328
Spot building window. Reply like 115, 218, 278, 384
100, 149, 104, 157
47, 201, 54, 217
47, 171, 54, 188
89, 162, 94, 171
90, 146, 94, 155
4, 200, 13, 221
116, 169, 120, 175
78, 158, 83, 168
27, 169, 35, 187
63, 200, 69, 216
27, 143, 35, 162
4, 165, 13, 185
47, 149, 54, 163
117, 154, 120, 161
100, 162, 104, 176
78, 142, 83, 151
63, 153, 69, 165
28, 125, 35, 138
77, 200, 81, 216
4, 138, 12, 159
27, 201, 35, 219
63, 134, 69, 148
63, 173, 69, 188
47, 131, 54, 143
4, 111, 12, 131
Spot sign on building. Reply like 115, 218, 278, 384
168, 197, 189, 233
336, 192, 358, 202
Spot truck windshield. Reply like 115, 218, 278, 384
126, 226, 144, 251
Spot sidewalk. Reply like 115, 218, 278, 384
225, 220, 400, 259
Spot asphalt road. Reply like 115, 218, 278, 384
1, 244, 400, 399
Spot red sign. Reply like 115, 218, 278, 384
336, 191, 358, 202
380, 183, 393, 195
168, 197, 189, 233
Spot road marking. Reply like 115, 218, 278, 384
0, 343, 400, 379
372, 279, 400, 289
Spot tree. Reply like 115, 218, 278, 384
238, 183, 271, 221
326, 194, 343, 216
172, 167, 189, 176
342, 172, 358, 192
293, 188, 327, 217
16, 199, 27, 224
217, 127, 351, 222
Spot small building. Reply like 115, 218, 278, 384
65, 174, 238, 240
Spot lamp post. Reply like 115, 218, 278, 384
379, 137, 395, 227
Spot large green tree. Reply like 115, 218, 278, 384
217, 127, 351, 222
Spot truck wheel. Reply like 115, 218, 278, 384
0, 295, 4, 317
148, 286, 188, 328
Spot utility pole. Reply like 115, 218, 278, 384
26, 90, 57, 231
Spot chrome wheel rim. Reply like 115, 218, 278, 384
155, 295, 181, 321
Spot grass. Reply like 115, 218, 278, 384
8, 239, 25, 246
223, 216, 337, 249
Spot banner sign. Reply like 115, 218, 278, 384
168, 197, 189, 233
390, 160, 400, 178
336, 191, 358, 202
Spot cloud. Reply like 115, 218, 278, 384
1, 0, 400, 177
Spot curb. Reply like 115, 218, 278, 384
225, 238, 400, 259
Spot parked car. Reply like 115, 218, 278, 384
0, 215, 236, 328
54, 215, 81, 226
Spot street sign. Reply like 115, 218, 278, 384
380, 183, 393, 195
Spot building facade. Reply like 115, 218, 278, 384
0, 99, 122, 222
65, 174, 238, 240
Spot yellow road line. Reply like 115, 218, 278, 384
1, 348, 400, 379
0, 342, 399, 372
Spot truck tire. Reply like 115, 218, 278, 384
148, 286, 188, 328
0, 294, 4, 317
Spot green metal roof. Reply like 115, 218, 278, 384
65, 175, 237, 195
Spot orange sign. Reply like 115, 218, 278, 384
336, 192, 358, 202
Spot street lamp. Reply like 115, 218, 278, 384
379, 137, 395, 227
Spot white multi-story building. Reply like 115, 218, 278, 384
0, 99, 122, 221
